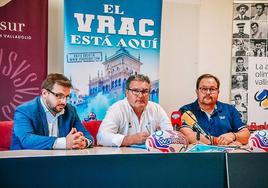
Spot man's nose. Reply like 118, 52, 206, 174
59, 97, 68, 103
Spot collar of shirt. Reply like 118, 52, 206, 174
194, 100, 223, 118
200, 105, 217, 119
254, 13, 265, 19
40, 98, 65, 136
124, 97, 148, 115
123, 98, 150, 133
40, 98, 65, 118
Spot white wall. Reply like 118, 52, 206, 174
48, 0, 234, 116
160, 0, 200, 115
197, 0, 233, 103
48, 0, 64, 73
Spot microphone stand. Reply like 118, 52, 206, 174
174, 124, 178, 131
196, 129, 201, 143
184, 111, 211, 143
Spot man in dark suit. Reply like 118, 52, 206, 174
235, 39, 247, 56
234, 4, 250, 20
252, 41, 266, 57
233, 23, 249, 38
11, 73, 94, 150
235, 57, 247, 72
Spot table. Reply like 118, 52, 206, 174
0, 147, 226, 188
227, 153, 268, 188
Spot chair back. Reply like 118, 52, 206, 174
0, 121, 13, 150
82, 120, 102, 146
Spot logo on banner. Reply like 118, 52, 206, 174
254, 89, 268, 109
0, 49, 40, 120
0, 0, 11, 7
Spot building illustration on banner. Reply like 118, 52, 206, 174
69, 46, 159, 120
64, 0, 162, 121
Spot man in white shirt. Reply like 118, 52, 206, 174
251, 22, 264, 39
251, 3, 267, 20
97, 74, 172, 147
234, 94, 247, 113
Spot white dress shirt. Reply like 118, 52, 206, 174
41, 98, 66, 149
251, 13, 267, 20
97, 98, 173, 147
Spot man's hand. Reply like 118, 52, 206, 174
121, 132, 150, 146
66, 128, 88, 149
228, 141, 242, 146
217, 132, 236, 145
133, 132, 150, 144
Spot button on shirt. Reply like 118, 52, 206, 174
97, 98, 173, 146
180, 100, 245, 137
41, 98, 66, 149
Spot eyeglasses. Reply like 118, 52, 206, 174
128, 88, 150, 96
199, 87, 218, 94
46, 89, 70, 100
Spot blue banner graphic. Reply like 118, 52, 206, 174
64, 0, 162, 120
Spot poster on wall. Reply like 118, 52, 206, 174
64, 0, 162, 120
232, 1, 268, 128
0, 0, 48, 120
248, 57, 268, 125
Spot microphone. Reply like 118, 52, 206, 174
181, 110, 210, 139
180, 109, 218, 145
170, 111, 182, 131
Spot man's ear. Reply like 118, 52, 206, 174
41, 88, 48, 97
195, 89, 200, 98
0, 0, 12, 7
125, 90, 128, 97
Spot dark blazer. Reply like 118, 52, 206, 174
233, 33, 249, 38
234, 15, 250, 20
235, 50, 246, 56
11, 96, 94, 149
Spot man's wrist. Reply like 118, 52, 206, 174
210, 136, 218, 145
209, 136, 213, 145
85, 138, 93, 148
232, 132, 237, 141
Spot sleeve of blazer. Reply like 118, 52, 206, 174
70, 106, 94, 147
13, 106, 57, 150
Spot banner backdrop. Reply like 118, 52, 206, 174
248, 57, 268, 125
232, 1, 268, 127
64, 0, 162, 120
0, 0, 48, 120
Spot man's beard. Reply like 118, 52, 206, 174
201, 96, 215, 105
46, 99, 65, 114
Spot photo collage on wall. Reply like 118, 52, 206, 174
231, 2, 268, 124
